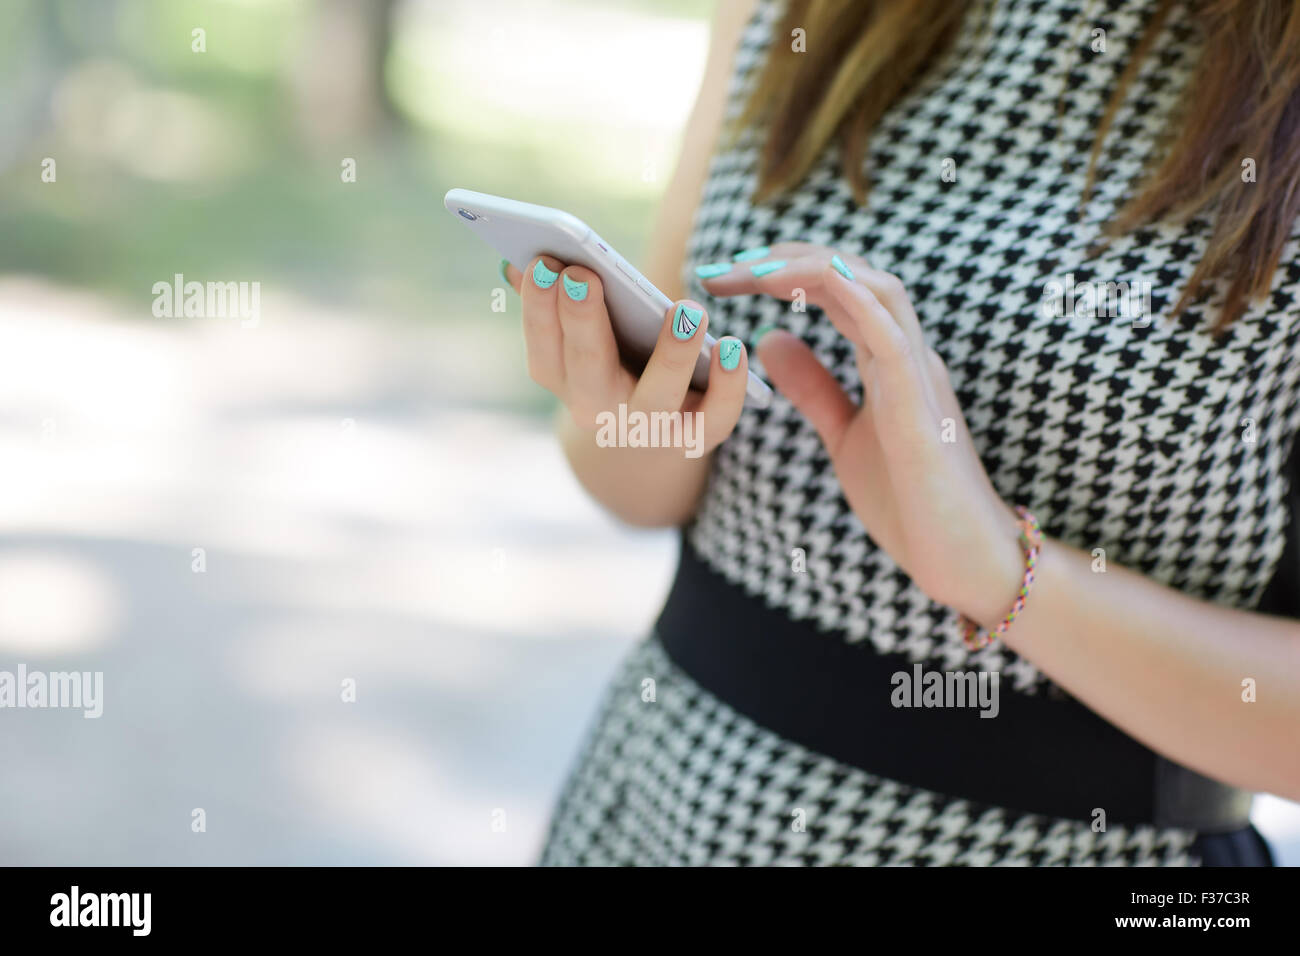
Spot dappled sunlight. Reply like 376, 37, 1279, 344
0, 551, 122, 655
390, 0, 707, 197
53, 59, 254, 183
285, 721, 545, 865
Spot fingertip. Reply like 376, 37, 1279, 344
715, 335, 746, 373
667, 299, 707, 342
527, 255, 563, 292
823, 259, 858, 294
562, 263, 599, 286
559, 265, 596, 304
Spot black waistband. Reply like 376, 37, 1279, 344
655, 536, 1252, 832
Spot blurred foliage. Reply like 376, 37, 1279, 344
0, 0, 712, 328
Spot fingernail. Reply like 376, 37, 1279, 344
695, 262, 732, 279
672, 303, 703, 340
532, 260, 559, 289
718, 337, 743, 371
562, 273, 588, 301
733, 246, 770, 262
750, 325, 779, 348
498, 258, 511, 284
830, 254, 854, 281
750, 260, 786, 277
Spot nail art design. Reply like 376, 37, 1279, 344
750, 324, 779, 347
673, 304, 703, 340
830, 254, 854, 281
718, 337, 743, 371
532, 260, 559, 289
562, 274, 588, 301
695, 263, 732, 279
498, 258, 511, 284
733, 246, 770, 262
750, 260, 787, 277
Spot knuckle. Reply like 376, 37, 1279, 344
891, 327, 917, 363
568, 341, 606, 369
652, 348, 695, 375
878, 272, 906, 298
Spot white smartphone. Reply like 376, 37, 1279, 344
444, 187, 772, 408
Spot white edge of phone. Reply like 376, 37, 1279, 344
444, 187, 773, 410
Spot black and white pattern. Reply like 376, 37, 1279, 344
540, 636, 1199, 865
687, 0, 1300, 692
542, 0, 1298, 865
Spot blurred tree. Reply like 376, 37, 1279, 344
0, 0, 75, 171
288, 0, 403, 151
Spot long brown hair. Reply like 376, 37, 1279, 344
741, 0, 1300, 331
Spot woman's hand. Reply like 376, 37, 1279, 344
700, 243, 1300, 798
506, 256, 750, 451
699, 242, 1024, 627
502, 255, 749, 527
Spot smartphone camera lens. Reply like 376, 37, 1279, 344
457, 208, 478, 221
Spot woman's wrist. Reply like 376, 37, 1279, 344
556, 405, 712, 527
967, 503, 1036, 632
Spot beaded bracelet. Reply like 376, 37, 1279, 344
959, 506, 1043, 651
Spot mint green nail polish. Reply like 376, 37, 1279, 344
562, 274, 588, 301
750, 324, 779, 348
750, 260, 786, 277
532, 260, 558, 289
718, 337, 743, 371
830, 254, 854, 281
691, 260, 733, 278
672, 304, 703, 340
733, 246, 770, 262
695, 262, 732, 279
498, 258, 511, 284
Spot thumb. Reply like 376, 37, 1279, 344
755, 330, 855, 456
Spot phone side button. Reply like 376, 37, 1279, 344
615, 258, 642, 282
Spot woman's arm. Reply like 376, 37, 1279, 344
553, 0, 759, 527
999, 537, 1300, 801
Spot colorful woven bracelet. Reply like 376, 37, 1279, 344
960, 506, 1043, 651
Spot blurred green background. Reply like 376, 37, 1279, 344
0, 0, 713, 412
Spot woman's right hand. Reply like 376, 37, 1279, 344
504, 256, 751, 451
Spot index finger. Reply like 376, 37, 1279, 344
698, 255, 870, 349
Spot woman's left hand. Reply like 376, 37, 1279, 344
700, 241, 1025, 628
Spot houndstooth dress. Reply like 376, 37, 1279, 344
540, 0, 1296, 865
